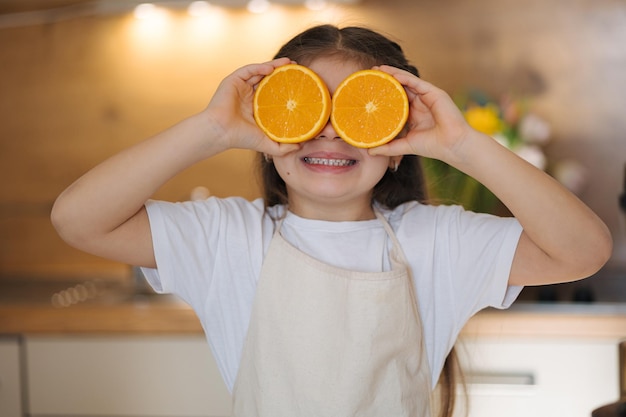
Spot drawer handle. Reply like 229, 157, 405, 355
466, 371, 535, 386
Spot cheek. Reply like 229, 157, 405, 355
370, 157, 394, 182
367, 155, 392, 174
272, 158, 293, 179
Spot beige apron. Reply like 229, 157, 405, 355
232, 212, 434, 417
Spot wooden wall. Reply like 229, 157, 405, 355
1, 0, 625, 280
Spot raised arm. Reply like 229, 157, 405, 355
51, 58, 298, 268
372, 66, 612, 286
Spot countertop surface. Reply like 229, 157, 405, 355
461, 302, 626, 339
0, 279, 202, 334
1, 279, 625, 338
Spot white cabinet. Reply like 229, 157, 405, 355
20, 334, 624, 417
0, 337, 23, 417
25, 335, 232, 417
455, 337, 621, 417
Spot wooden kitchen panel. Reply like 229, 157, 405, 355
0, 153, 261, 281
0, 13, 266, 278
0, 214, 130, 280
0, 0, 92, 14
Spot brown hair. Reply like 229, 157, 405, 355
258, 24, 465, 417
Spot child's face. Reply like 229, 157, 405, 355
272, 56, 394, 221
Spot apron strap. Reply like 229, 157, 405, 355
375, 209, 412, 268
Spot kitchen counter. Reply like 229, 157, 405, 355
0, 302, 202, 334
0, 279, 202, 334
461, 302, 626, 339
0, 280, 625, 338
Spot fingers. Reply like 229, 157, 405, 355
376, 65, 437, 94
368, 137, 416, 157
259, 140, 301, 157
233, 57, 292, 86
375, 65, 451, 114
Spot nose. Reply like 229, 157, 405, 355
315, 119, 341, 141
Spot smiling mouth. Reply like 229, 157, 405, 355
303, 157, 357, 167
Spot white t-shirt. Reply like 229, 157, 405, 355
142, 197, 523, 391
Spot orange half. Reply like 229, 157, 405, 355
254, 64, 331, 144
330, 69, 409, 148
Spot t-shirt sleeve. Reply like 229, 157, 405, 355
446, 207, 523, 315
401, 203, 523, 321
140, 197, 266, 309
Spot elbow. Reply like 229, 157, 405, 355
589, 226, 613, 275
50, 197, 70, 243
575, 225, 613, 281
548, 225, 613, 285
513, 223, 614, 287
50, 195, 83, 249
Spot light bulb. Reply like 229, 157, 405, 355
188, 1, 212, 17
133, 3, 157, 20
247, 0, 270, 14
304, 0, 326, 11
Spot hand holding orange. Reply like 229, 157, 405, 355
253, 65, 408, 148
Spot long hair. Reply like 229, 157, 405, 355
257, 24, 465, 417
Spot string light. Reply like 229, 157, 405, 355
247, 0, 271, 14
304, 0, 327, 11
0, 0, 339, 28
133, 3, 168, 20
187, 1, 212, 17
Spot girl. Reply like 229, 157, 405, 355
51, 25, 612, 417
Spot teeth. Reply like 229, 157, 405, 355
304, 157, 356, 167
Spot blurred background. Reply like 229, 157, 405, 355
0, 2, 625, 417
0, 0, 624, 283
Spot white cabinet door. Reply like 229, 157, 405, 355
26, 335, 232, 417
0, 337, 22, 417
455, 337, 621, 417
